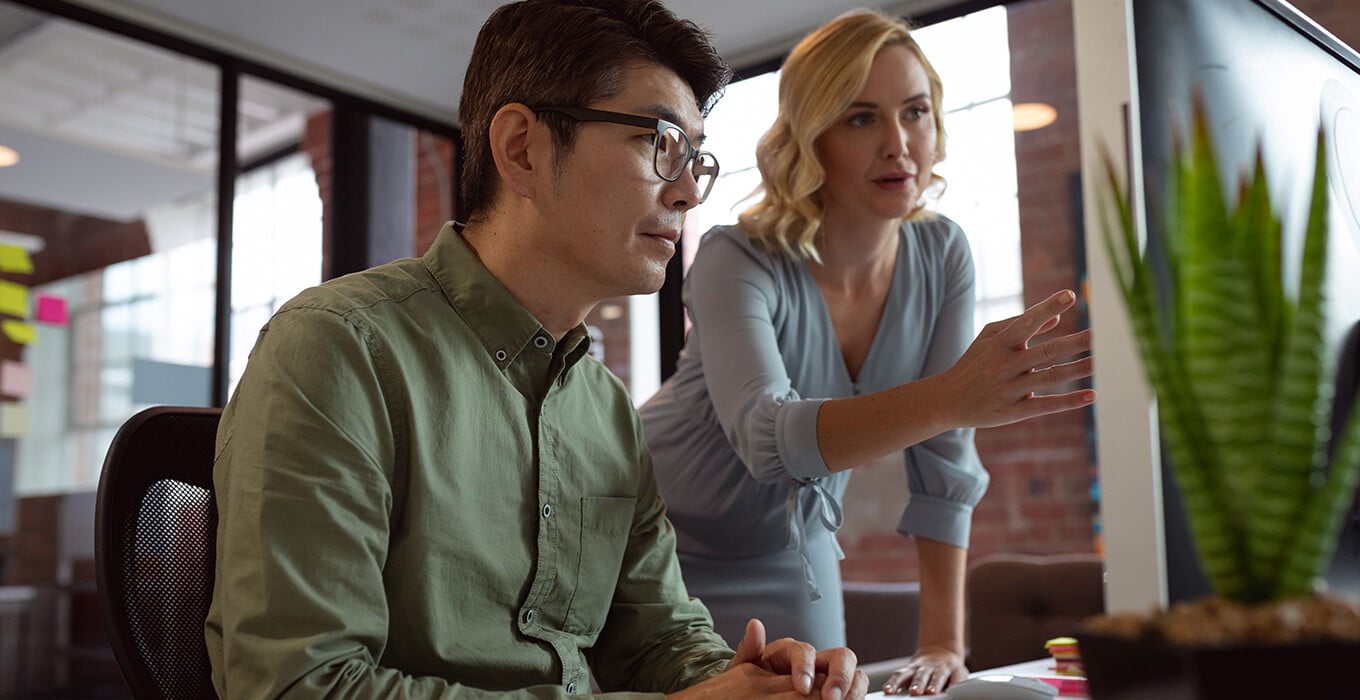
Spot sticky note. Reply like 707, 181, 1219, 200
0, 281, 27, 318
35, 295, 67, 325
1, 320, 34, 345
0, 246, 32, 275
0, 362, 30, 398
0, 403, 29, 438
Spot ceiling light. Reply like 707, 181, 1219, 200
0, 145, 18, 168
1013, 102, 1058, 132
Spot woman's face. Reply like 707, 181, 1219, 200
815, 43, 937, 225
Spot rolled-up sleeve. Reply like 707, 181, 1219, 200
685, 233, 830, 483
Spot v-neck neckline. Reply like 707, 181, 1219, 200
804, 224, 905, 388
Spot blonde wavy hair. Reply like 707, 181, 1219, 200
738, 9, 947, 260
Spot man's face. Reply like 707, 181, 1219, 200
535, 63, 706, 300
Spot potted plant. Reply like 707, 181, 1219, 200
1080, 99, 1360, 698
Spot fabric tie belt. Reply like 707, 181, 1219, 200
785, 478, 845, 601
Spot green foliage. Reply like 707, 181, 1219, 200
1100, 101, 1360, 603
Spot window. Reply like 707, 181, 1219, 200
229, 152, 323, 395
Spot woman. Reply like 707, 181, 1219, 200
638, 9, 1095, 697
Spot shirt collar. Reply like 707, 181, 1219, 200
423, 222, 592, 377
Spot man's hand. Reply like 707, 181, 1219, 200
670, 619, 869, 700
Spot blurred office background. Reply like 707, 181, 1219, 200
0, 0, 1353, 695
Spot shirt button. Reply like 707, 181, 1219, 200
566, 682, 577, 694
522, 608, 535, 625
542, 503, 553, 518
534, 335, 549, 349
494, 349, 508, 362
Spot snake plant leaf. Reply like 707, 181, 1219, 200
1100, 110, 1359, 603
1272, 128, 1342, 597
1173, 108, 1280, 592
1099, 146, 1249, 600
1284, 401, 1360, 594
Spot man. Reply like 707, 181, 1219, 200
205, 1, 870, 697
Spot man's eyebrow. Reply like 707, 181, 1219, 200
640, 103, 705, 144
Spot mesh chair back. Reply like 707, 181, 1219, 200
95, 406, 222, 700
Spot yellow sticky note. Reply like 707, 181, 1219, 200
0, 402, 30, 438
0, 245, 33, 275
0, 281, 27, 318
1, 320, 35, 345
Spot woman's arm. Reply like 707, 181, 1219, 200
684, 230, 832, 483
880, 538, 968, 696
815, 288, 1093, 474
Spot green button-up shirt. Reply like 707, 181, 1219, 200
206, 224, 733, 698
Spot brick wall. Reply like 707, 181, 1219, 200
303, 111, 461, 262
415, 132, 456, 255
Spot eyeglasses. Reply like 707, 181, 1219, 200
531, 105, 720, 204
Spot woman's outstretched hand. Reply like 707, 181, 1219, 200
940, 289, 1095, 428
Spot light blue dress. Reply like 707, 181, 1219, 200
639, 219, 989, 649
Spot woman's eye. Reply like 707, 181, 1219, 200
848, 113, 873, 127
904, 106, 930, 121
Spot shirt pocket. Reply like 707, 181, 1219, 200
563, 495, 635, 635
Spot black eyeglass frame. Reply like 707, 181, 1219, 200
531, 105, 719, 202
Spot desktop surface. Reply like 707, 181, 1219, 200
865, 659, 1087, 700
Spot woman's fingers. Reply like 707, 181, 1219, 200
1016, 388, 1098, 420
909, 667, 934, 695
1021, 357, 1095, 393
946, 289, 1097, 428
1004, 289, 1077, 347
883, 666, 915, 695
976, 290, 1071, 342
1018, 329, 1094, 383
1025, 329, 1093, 369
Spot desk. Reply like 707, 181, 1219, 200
866, 658, 1087, 699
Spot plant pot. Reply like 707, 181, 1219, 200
1079, 629, 1360, 699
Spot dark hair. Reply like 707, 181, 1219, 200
458, 0, 731, 220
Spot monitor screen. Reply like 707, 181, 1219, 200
1132, 0, 1360, 600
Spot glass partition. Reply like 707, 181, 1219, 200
0, 11, 221, 495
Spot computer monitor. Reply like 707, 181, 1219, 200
1074, 0, 1360, 610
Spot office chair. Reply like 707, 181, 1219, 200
965, 553, 1105, 669
95, 405, 222, 700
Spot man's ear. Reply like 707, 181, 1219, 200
487, 103, 544, 201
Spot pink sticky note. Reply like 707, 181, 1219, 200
0, 361, 30, 399
35, 295, 68, 325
